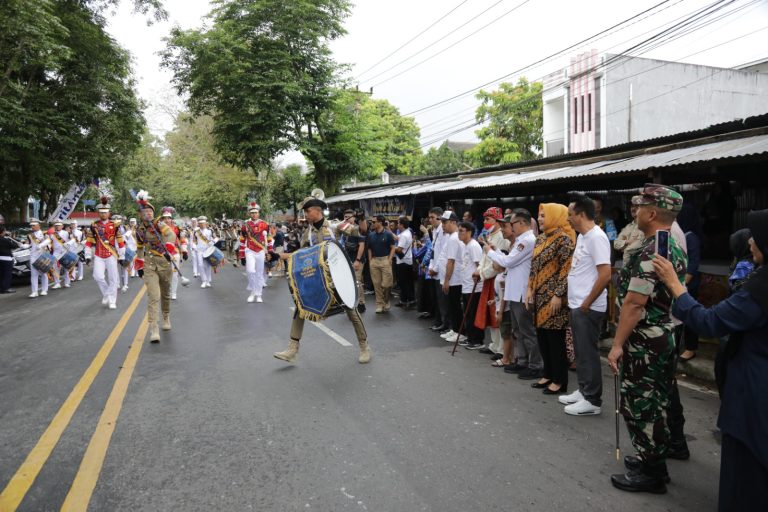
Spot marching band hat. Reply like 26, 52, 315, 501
53, 219, 63, 226
197, 216, 208, 223
136, 190, 155, 211
29, 218, 40, 225
129, 218, 137, 224
248, 202, 261, 213
97, 196, 111, 212
161, 206, 175, 218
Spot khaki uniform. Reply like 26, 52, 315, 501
277, 218, 369, 363
137, 219, 177, 333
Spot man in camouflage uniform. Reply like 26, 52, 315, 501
135, 192, 178, 343
273, 197, 371, 364
607, 184, 687, 494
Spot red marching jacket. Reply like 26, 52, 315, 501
86, 220, 125, 259
239, 219, 272, 259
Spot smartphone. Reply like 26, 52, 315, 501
655, 230, 670, 259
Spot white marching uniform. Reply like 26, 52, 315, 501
71, 227, 85, 280
121, 227, 137, 290
190, 227, 199, 277
51, 229, 72, 287
194, 227, 215, 286
28, 230, 50, 295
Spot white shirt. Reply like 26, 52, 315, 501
461, 239, 482, 293
28, 230, 50, 259
51, 229, 70, 258
443, 232, 464, 287
396, 228, 413, 265
567, 225, 611, 312
487, 230, 536, 302
122, 227, 137, 251
195, 227, 214, 251
428, 224, 445, 279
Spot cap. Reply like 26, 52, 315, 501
441, 211, 459, 222
500, 214, 514, 223
483, 207, 503, 220
301, 197, 327, 211
631, 184, 683, 212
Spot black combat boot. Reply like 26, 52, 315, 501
623, 455, 671, 483
611, 461, 668, 494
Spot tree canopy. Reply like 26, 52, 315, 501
465, 77, 543, 168
0, 0, 158, 220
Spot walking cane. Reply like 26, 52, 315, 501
147, 222, 190, 287
614, 372, 621, 461
451, 278, 480, 356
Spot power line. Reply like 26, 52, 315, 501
369, 0, 533, 89
404, 0, 677, 117
359, 0, 508, 85
417, 0, 736, 142
354, 0, 471, 81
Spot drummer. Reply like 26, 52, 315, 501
194, 216, 215, 288
273, 196, 371, 365
116, 215, 136, 293
161, 206, 188, 300
69, 221, 85, 281
27, 219, 51, 298
50, 220, 72, 289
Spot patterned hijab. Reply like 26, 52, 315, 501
539, 203, 576, 243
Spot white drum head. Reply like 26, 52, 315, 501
202, 246, 215, 258
326, 242, 357, 309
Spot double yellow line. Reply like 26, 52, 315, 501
0, 287, 149, 512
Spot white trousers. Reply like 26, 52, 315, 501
191, 249, 199, 275
30, 266, 49, 293
171, 255, 180, 296
76, 259, 84, 280
93, 256, 119, 304
245, 249, 265, 296
122, 266, 130, 288
197, 252, 211, 284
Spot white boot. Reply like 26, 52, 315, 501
247, 293, 256, 303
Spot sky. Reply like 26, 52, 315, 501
105, 0, 768, 163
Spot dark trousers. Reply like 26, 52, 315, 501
719, 433, 768, 512
461, 292, 484, 343
667, 325, 687, 444
434, 280, 450, 328
570, 308, 605, 406
0, 260, 12, 292
537, 328, 569, 388
447, 285, 463, 332
417, 278, 435, 316
396, 263, 414, 303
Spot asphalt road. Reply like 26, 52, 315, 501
0, 262, 722, 511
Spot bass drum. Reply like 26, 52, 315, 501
287, 240, 357, 319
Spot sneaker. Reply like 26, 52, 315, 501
465, 342, 484, 350
564, 399, 601, 416
40, 291, 48, 296
256, 296, 263, 303
375, 307, 384, 314
478, 347, 494, 354
440, 330, 456, 339
102, 297, 109, 306
458, 338, 471, 346
201, 282, 207, 288
121, 285, 128, 293
64, 284, 71, 288
171, 294, 177, 300
558, 389, 585, 405
447, 334, 467, 343
247, 293, 255, 303
268, 271, 273, 277
29, 292, 39, 298
78, 276, 83, 281
51, 283, 61, 290
430, 323, 446, 332
109, 303, 117, 310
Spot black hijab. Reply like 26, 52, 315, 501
742, 210, 768, 313
729, 228, 752, 262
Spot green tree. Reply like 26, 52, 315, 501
419, 142, 469, 176
271, 164, 312, 217
465, 78, 543, 168
0, 0, 160, 219
162, 0, 355, 192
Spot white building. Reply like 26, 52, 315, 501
542, 51, 768, 156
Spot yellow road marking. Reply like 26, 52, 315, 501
61, 314, 149, 512
0, 287, 146, 512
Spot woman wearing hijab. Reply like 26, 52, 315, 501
728, 228, 754, 291
526, 203, 576, 395
652, 209, 768, 512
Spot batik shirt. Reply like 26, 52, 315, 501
616, 235, 687, 336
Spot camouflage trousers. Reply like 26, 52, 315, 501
620, 328, 676, 468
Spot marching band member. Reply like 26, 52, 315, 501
273, 195, 371, 365
85, 197, 125, 309
135, 191, 177, 343
50, 220, 72, 289
70, 221, 85, 281
239, 202, 271, 303
161, 207, 188, 300
128, 218, 138, 277
28, 219, 51, 298
117, 215, 136, 293
194, 216, 215, 288
189, 217, 200, 278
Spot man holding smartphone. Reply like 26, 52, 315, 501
607, 184, 687, 494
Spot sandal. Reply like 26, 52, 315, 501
491, 359, 507, 367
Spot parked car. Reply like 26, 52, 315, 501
9, 227, 32, 280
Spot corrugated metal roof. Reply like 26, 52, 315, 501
325, 133, 768, 202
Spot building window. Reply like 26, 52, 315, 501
587, 93, 592, 132
580, 95, 585, 133
573, 97, 578, 134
